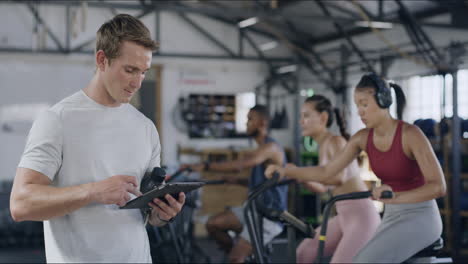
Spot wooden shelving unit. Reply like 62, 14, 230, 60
184, 94, 237, 138
438, 136, 468, 254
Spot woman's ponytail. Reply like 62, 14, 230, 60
334, 108, 350, 140
389, 83, 406, 120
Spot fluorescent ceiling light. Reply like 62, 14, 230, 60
277, 64, 297, 74
260, 41, 278, 51
355, 21, 393, 29
238, 17, 258, 28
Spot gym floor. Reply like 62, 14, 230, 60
1, 243, 460, 263
0, 237, 295, 263
0, 248, 45, 263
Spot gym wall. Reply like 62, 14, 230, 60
0, 4, 300, 179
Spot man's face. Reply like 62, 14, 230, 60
100, 41, 152, 105
246, 110, 263, 136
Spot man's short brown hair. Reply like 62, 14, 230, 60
95, 14, 158, 64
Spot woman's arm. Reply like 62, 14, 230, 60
187, 143, 281, 173
301, 182, 328, 193
266, 130, 366, 184
209, 143, 280, 171
285, 163, 328, 193
319, 135, 355, 185
377, 125, 446, 204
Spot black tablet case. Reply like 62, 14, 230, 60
120, 182, 205, 209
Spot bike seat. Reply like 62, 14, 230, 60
410, 237, 443, 258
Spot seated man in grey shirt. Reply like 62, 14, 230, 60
10, 14, 185, 263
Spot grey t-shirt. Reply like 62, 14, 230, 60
18, 90, 161, 263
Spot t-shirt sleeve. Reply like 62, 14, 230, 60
17, 110, 63, 181
147, 122, 161, 171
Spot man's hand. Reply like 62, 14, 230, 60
265, 164, 286, 180
372, 184, 393, 202
89, 175, 142, 207
149, 192, 186, 226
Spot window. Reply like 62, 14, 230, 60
235, 92, 256, 133
403, 71, 468, 124
452, 69, 468, 118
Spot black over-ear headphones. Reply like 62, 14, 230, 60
365, 72, 393, 109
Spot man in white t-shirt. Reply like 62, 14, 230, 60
9, 14, 185, 263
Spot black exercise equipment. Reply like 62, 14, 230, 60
141, 167, 167, 193
245, 174, 451, 264
316, 190, 393, 263
317, 190, 451, 263
244, 175, 386, 263
404, 238, 446, 263
146, 167, 226, 263
0, 181, 44, 249
243, 174, 302, 264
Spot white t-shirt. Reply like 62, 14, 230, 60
18, 90, 161, 263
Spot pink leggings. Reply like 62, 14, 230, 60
297, 198, 381, 263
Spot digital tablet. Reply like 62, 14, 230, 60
120, 182, 205, 209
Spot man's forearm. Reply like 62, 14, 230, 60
11, 183, 94, 222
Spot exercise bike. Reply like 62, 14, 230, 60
243, 173, 312, 264
245, 174, 451, 264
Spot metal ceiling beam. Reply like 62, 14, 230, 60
243, 31, 274, 68
239, 28, 244, 57
294, 51, 331, 86
71, 7, 154, 52
316, 0, 375, 73
251, 0, 333, 86
26, 2, 65, 53
396, 0, 443, 59
244, 31, 294, 93
6, 0, 276, 40
302, 40, 468, 77
65, 2, 71, 51
398, 9, 436, 67
2, 0, 297, 63
281, 20, 334, 86
395, 0, 445, 69
177, 13, 236, 57
323, 1, 361, 19
12, 0, 355, 40
98, 0, 118, 15
309, 5, 449, 46
0, 47, 293, 62
155, 10, 160, 54
420, 22, 468, 30
167, 2, 280, 42
276, 0, 302, 10
350, 1, 377, 20
378, 0, 384, 19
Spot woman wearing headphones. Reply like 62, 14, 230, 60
266, 73, 446, 263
